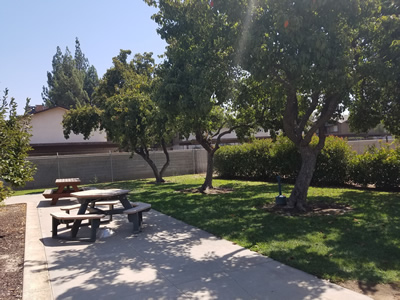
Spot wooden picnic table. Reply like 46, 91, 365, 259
43, 178, 82, 205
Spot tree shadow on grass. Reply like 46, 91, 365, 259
133, 182, 400, 285
79, 178, 399, 285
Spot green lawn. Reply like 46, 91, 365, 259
14, 174, 400, 284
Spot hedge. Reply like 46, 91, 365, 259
349, 143, 400, 189
216, 137, 400, 189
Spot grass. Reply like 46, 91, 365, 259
13, 174, 400, 284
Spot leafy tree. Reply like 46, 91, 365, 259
147, 0, 260, 192
349, 2, 400, 136
63, 51, 172, 183
208, 0, 397, 210
0, 89, 36, 201
42, 38, 99, 108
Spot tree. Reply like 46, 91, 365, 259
42, 38, 99, 108
0, 89, 36, 201
349, 2, 400, 136
209, 0, 394, 210
63, 51, 172, 183
147, 0, 259, 192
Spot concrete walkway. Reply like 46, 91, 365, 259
6, 194, 371, 300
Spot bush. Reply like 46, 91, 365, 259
214, 137, 301, 181
214, 139, 274, 180
312, 136, 355, 186
269, 136, 300, 181
215, 135, 355, 186
215, 136, 400, 189
349, 143, 400, 189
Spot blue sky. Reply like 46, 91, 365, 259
0, 1, 166, 113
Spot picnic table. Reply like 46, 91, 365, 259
43, 178, 82, 205
69, 189, 150, 237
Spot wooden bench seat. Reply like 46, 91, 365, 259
60, 200, 120, 213
123, 202, 151, 214
43, 188, 73, 205
42, 189, 54, 197
123, 202, 151, 233
60, 200, 120, 227
51, 212, 105, 242
60, 204, 81, 213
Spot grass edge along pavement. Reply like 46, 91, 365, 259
15, 175, 400, 287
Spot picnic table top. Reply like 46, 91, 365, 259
55, 178, 81, 185
70, 188, 130, 199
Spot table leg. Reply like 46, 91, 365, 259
119, 194, 132, 209
70, 202, 89, 238
117, 195, 141, 233
71, 184, 80, 192
55, 184, 65, 194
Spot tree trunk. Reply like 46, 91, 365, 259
136, 148, 165, 184
142, 154, 165, 183
200, 150, 214, 192
159, 138, 170, 180
287, 146, 318, 211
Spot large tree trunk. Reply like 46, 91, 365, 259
287, 145, 318, 211
200, 150, 214, 192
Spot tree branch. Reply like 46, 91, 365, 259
283, 90, 301, 144
298, 91, 320, 131
303, 94, 340, 145
159, 138, 170, 178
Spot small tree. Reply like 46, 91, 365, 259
63, 51, 172, 183
0, 89, 36, 201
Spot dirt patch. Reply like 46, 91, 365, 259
339, 280, 400, 300
0, 203, 26, 300
178, 187, 234, 194
260, 201, 353, 217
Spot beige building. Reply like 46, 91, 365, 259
28, 106, 116, 156
325, 115, 389, 138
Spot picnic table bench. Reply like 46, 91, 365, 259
42, 178, 82, 205
51, 212, 105, 242
51, 189, 151, 242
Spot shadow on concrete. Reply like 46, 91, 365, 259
39, 211, 362, 300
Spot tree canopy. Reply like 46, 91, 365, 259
42, 38, 99, 108
63, 51, 172, 183
217, 0, 400, 209
349, 2, 400, 135
147, 0, 400, 207
0, 89, 36, 201
148, 0, 260, 191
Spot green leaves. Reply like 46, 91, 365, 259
42, 38, 99, 108
0, 89, 36, 201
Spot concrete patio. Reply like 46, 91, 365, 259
6, 194, 371, 300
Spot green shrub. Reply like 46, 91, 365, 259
215, 135, 400, 189
215, 135, 355, 186
269, 136, 300, 181
214, 139, 274, 180
349, 143, 400, 189
312, 136, 355, 186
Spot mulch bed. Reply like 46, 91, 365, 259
0, 203, 25, 300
